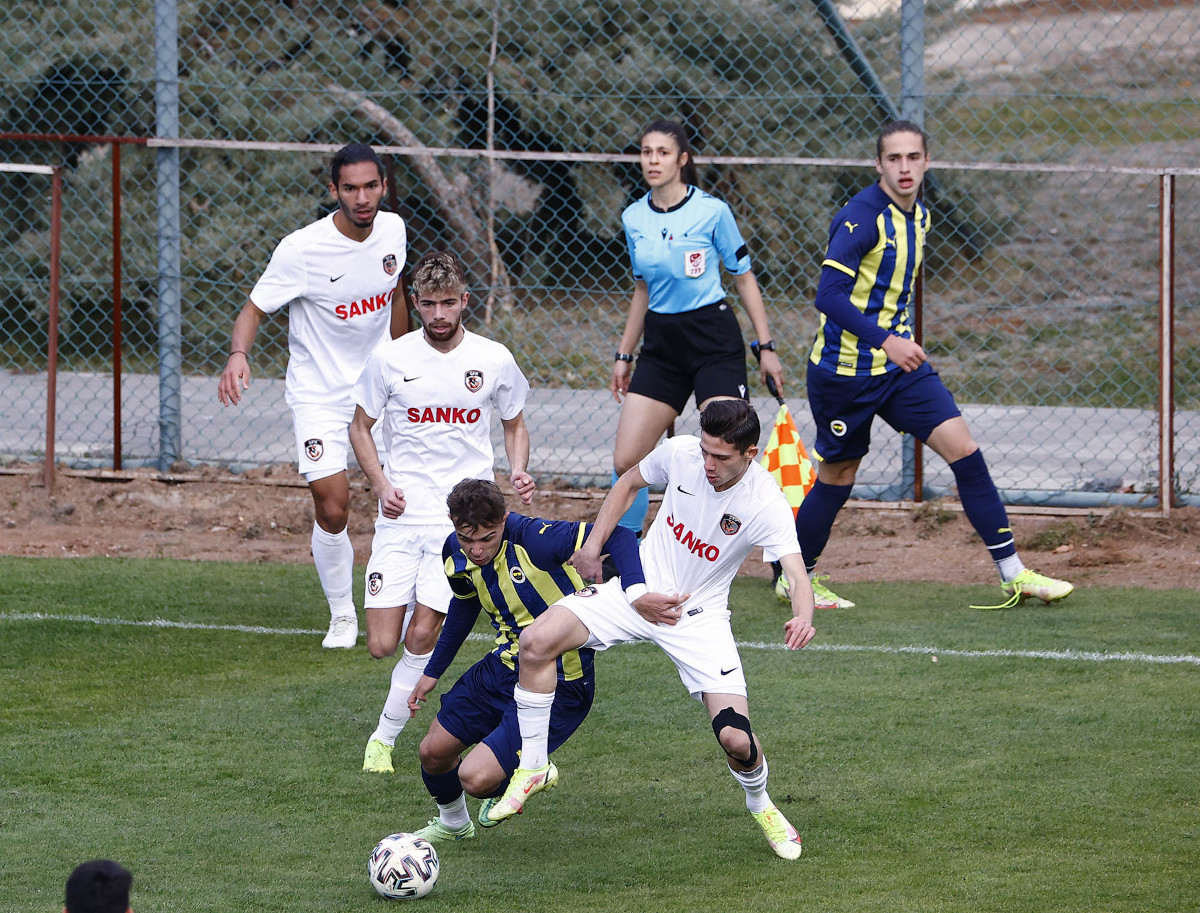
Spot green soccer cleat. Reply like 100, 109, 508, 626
362, 738, 394, 774
973, 568, 1075, 610
751, 804, 803, 860
773, 567, 791, 605
413, 817, 475, 842
809, 572, 856, 610
480, 762, 558, 825
477, 796, 502, 828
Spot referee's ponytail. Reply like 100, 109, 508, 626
640, 119, 699, 187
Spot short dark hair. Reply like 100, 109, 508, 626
411, 250, 469, 298
330, 142, 385, 185
639, 118, 699, 187
65, 860, 132, 913
447, 478, 507, 531
699, 399, 760, 453
876, 120, 928, 159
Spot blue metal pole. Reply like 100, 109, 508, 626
154, 0, 182, 470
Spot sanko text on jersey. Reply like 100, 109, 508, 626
335, 291, 393, 320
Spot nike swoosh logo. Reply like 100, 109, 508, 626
329, 274, 345, 282
720, 667, 738, 676
402, 376, 420, 383
676, 484, 694, 495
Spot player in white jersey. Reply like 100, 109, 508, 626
349, 250, 535, 775
485, 400, 817, 860
217, 143, 408, 649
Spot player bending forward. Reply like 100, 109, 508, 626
488, 399, 817, 860
403, 479, 644, 842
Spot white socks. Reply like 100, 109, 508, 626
997, 554, 1025, 583
371, 648, 433, 745
311, 524, 355, 617
514, 684, 555, 769
437, 794, 471, 830
730, 757, 771, 814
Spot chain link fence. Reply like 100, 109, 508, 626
2, 0, 1197, 505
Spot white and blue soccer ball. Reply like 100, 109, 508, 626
368, 832, 440, 900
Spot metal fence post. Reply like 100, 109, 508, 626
155, 0, 182, 471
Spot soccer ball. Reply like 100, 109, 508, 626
367, 832, 440, 900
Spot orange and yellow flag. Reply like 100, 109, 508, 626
760, 401, 816, 518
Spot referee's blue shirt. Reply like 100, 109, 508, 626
622, 187, 751, 315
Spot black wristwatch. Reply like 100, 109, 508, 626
750, 340, 776, 363
614, 352, 635, 363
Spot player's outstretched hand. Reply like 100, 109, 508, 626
632, 592, 690, 627
567, 547, 603, 584
880, 335, 927, 373
407, 674, 438, 717
783, 616, 816, 650
511, 470, 536, 504
217, 352, 250, 406
378, 485, 407, 519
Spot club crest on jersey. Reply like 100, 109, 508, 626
720, 514, 742, 535
574, 585, 599, 598
464, 369, 484, 392
304, 438, 324, 461
382, 253, 397, 275
368, 572, 383, 597
510, 566, 526, 584
684, 249, 706, 278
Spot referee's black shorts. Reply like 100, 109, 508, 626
628, 300, 748, 414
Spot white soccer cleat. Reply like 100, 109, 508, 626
322, 614, 358, 648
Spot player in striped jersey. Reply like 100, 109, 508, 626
778, 121, 1072, 610
402, 479, 645, 842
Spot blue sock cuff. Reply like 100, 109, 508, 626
421, 763, 464, 806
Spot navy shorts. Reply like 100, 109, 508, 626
629, 300, 748, 413
806, 360, 961, 464
435, 652, 594, 775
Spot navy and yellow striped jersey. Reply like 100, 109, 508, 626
808, 183, 931, 377
425, 514, 621, 684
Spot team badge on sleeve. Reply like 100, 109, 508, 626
304, 438, 324, 461
382, 253, 398, 275
464, 369, 484, 392
720, 514, 742, 535
368, 572, 383, 597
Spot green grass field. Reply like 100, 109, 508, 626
2, 557, 1197, 913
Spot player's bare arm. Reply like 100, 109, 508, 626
216, 301, 266, 406
566, 544, 604, 583
611, 282, 650, 402
881, 334, 927, 373
580, 464, 647, 559
407, 674, 439, 717
501, 412, 536, 504
349, 405, 406, 519
732, 270, 784, 394
778, 552, 816, 649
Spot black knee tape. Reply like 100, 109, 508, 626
711, 707, 758, 767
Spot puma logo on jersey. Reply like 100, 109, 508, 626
885, 236, 897, 247
538, 523, 551, 534
844, 220, 858, 233
335, 291, 391, 320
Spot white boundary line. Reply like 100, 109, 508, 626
3, 611, 1197, 666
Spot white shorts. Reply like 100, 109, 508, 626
364, 520, 454, 613
557, 578, 746, 700
292, 402, 352, 482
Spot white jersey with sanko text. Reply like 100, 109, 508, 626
639, 435, 801, 619
354, 328, 530, 526
250, 211, 407, 411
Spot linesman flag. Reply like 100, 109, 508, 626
760, 377, 815, 518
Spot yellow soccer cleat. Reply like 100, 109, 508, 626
480, 762, 559, 824
751, 804, 803, 860
362, 738, 394, 774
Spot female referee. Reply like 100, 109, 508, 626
609, 119, 784, 536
